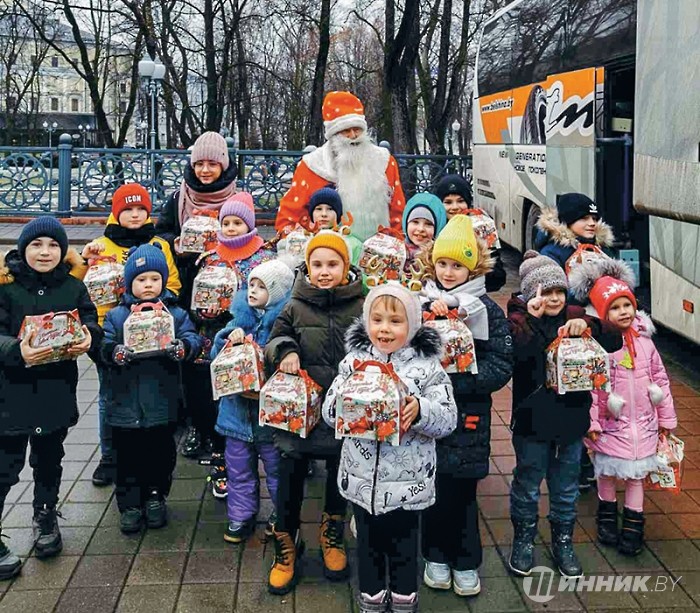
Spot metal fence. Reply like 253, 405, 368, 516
0, 133, 471, 220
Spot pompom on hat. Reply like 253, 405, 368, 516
18, 217, 68, 261
322, 91, 368, 140
248, 259, 295, 307
304, 230, 351, 279
124, 243, 169, 291
190, 131, 230, 171
518, 250, 568, 301
111, 183, 152, 220
363, 281, 422, 345
431, 214, 479, 270
568, 258, 637, 306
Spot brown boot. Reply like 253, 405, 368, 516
319, 512, 349, 580
268, 529, 304, 595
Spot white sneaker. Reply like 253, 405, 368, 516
423, 560, 451, 590
452, 569, 481, 596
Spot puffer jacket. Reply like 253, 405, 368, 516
587, 312, 676, 460
322, 320, 457, 515
265, 265, 364, 458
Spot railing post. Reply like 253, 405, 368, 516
57, 133, 73, 218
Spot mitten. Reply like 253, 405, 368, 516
113, 344, 135, 365
167, 339, 186, 362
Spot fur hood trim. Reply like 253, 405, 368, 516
0, 252, 11, 285
536, 207, 614, 249
0, 247, 85, 286
634, 311, 655, 338
568, 258, 636, 303
344, 317, 442, 358
417, 234, 494, 281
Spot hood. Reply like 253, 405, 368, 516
229, 285, 290, 344
536, 207, 614, 249
417, 235, 494, 282
568, 258, 637, 304
291, 264, 364, 307
344, 317, 442, 359
633, 310, 655, 338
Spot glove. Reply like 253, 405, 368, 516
166, 339, 186, 362
113, 344, 135, 366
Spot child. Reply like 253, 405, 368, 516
211, 259, 295, 543
507, 251, 622, 578
401, 192, 446, 269
434, 174, 506, 292
264, 230, 364, 594
570, 261, 676, 556
0, 218, 100, 575
420, 215, 513, 597
101, 244, 202, 534
323, 283, 457, 612
80, 183, 181, 487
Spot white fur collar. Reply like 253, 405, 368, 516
536, 207, 615, 249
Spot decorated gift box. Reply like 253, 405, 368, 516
83, 256, 125, 307
179, 213, 221, 253
545, 332, 611, 394
123, 301, 176, 356
210, 336, 265, 400
359, 230, 407, 281
285, 228, 312, 257
191, 265, 239, 311
423, 311, 477, 374
259, 370, 323, 438
18, 310, 86, 366
645, 433, 684, 494
334, 360, 409, 446
564, 243, 611, 276
466, 209, 501, 250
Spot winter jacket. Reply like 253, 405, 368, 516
211, 290, 290, 442
587, 312, 676, 460
507, 294, 622, 443
322, 321, 456, 515
100, 290, 202, 428
0, 250, 101, 436
265, 265, 364, 458
485, 249, 507, 293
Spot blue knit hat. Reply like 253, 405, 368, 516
308, 187, 342, 220
402, 193, 447, 240
18, 217, 68, 261
124, 243, 169, 291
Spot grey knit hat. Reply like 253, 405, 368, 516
363, 282, 422, 344
519, 250, 568, 301
248, 259, 295, 307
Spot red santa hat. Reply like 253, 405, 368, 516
323, 91, 368, 140
589, 275, 637, 319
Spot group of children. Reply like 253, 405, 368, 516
0, 130, 677, 613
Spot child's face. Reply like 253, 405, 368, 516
132, 271, 163, 300
442, 194, 469, 219
312, 204, 338, 229
25, 237, 62, 273
248, 277, 269, 308
607, 296, 636, 330
193, 160, 223, 185
542, 288, 566, 316
118, 206, 149, 229
435, 257, 469, 289
221, 215, 248, 238
569, 215, 598, 240
308, 247, 345, 289
407, 218, 435, 246
368, 298, 409, 354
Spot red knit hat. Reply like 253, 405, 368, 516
589, 276, 637, 319
112, 183, 152, 220
322, 91, 368, 140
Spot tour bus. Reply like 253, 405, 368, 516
472, 0, 700, 343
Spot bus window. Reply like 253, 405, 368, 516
477, 9, 518, 98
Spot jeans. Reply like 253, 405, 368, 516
96, 364, 113, 462
510, 435, 582, 525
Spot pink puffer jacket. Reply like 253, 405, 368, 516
587, 312, 676, 461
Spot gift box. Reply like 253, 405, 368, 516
83, 256, 124, 307
123, 301, 176, 357
467, 209, 501, 249
210, 336, 265, 400
18, 310, 86, 366
334, 360, 408, 446
358, 231, 407, 281
564, 243, 610, 276
191, 265, 239, 311
179, 214, 220, 253
423, 310, 477, 374
645, 433, 684, 494
545, 331, 611, 394
259, 370, 323, 438
285, 228, 312, 257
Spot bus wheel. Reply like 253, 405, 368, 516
524, 202, 541, 252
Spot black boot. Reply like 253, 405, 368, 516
145, 490, 168, 529
550, 521, 582, 578
32, 506, 63, 559
618, 508, 644, 556
180, 426, 201, 458
91, 457, 115, 487
508, 519, 538, 576
596, 500, 618, 546
0, 525, 21, 580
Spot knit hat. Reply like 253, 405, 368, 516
364, 282, 422, 345
434, 174, 472, 205
519, 250, 568, 301
124, 243, 169, 291
219, 192, 255, 231
190, 131, 230, 171
305, 230, 350, 278
431, 214, 479, 270
112, 183, 152, 221
308, 187, 342, 221
323, 91, 368, 140
556, 192, 599, 226
249, 259, 295, 307
402, 193, 447, 238
18, 217, 68, 261
589, 276, 637, 319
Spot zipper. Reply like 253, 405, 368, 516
625, 354, 638, 459
370, 440, 380, 515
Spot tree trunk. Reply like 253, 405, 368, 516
306, 0, 331, 147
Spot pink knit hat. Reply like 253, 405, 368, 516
190, 131, 229, 170
219, 192, 255, 231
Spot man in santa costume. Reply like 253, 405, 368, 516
275, 91, 406, 241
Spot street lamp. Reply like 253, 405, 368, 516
138, 56, 166, 201
77, 124, 92, 148
450, 120, 461, 157
42, 121, 58, 147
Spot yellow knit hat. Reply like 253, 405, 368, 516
431, 214, 479, 270
305, 230, 351, 277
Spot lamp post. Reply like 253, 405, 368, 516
42, 121, 58, 147
138, 56, 166, 201
77, 124, 92, 148
450, 120, 461, 156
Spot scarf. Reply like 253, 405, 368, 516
104, 216, 157, 248
177, 163, 237, 227
622, 327, 640, 369
423, 276, 490, 340
215, 230, 264, 263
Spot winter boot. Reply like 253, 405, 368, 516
268, 529, 305, 595
180, 426, 201, 458
120, 508, 144, 534
91, 457, 115, 487
205, 452, 227, 499
319, 512, 348, 580
618, 508, 644, 556
224, 518, 255, 544
145, 490, 167, 529
550, 521, 583, 578
357, 589, 390, 613
0, 528, 21, 580
390, 591, 418, 613
508, 519, 538, 576
596, 500, 619, 546
32, 506, 63, 559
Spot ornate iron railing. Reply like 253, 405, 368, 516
0, 133, 471, 219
